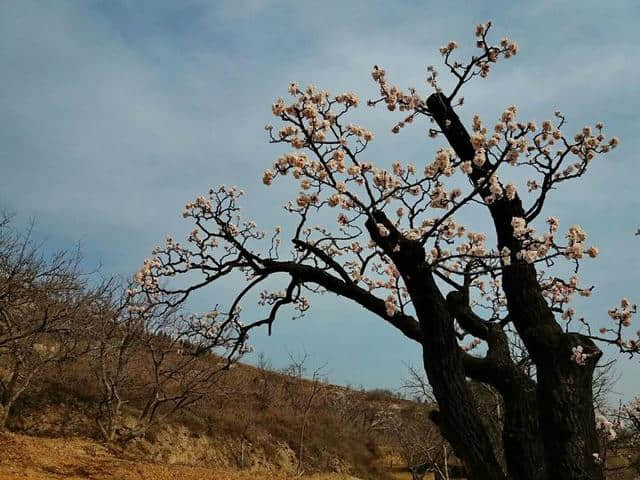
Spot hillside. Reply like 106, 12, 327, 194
2, 353, 440, 480
0, 432, 374, 480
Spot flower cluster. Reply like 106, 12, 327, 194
385, 294, 397, 316
570, 345, 589, 365
508, 215, 599, 267
578, 295, 640, 357
370, 65, 425, 114
134, 257, 161, 291
607, 298, 637, 328
271, 82, 375, 150
595, 412, 617, 441
540, 275, 591, 309
625, 395, 640, 434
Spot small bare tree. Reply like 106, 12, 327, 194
328, 387, 385, 434
282, 351, 327, 474
591, 360, 620, 413
0, 218, 100, 429
253, 352, 275, 410
115, 303, 248, 443
399, 365, 454, 479
379, 403, 448, 480
403, 363, 436, 404
88, 281, 142, 441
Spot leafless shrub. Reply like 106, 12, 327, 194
0, 217, 104, 429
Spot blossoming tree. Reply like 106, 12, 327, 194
133, 22, 636, 480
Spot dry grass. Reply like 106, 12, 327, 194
0, 431, 365, 480
5, 355, 408, 479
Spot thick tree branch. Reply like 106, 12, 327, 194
446, 290, 489, 340
291, 239, 352, 283
426, 92, 564, 357
259, 258, 423, 343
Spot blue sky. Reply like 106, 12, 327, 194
1, 0, 639, 400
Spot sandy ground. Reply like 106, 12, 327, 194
0, 432, 364, 480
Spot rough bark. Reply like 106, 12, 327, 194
416, 285, 506, 480
535, 335, 602, 480
380, 234, 507, 480
451, 291, 547, 480
427, 92, 603, 480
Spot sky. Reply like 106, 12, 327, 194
1, 0, 639, 401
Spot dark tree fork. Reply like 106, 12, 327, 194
425, 92, 601, 480
133, 22, 634, 480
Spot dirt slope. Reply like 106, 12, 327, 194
0, 432, 363, 480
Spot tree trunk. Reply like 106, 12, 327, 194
365, 213, 507, 480
500, 374, 547, 480
452, 293, 547, 480
0, 374, 20, 431
0, 402, 10, 430
415, 277, 506, 480
411, 468, 425, 480
426, 91, 603, 479
536, 337, 602, 479
503, 264, 603, 480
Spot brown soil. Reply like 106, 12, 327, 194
0, 432, 359, 480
